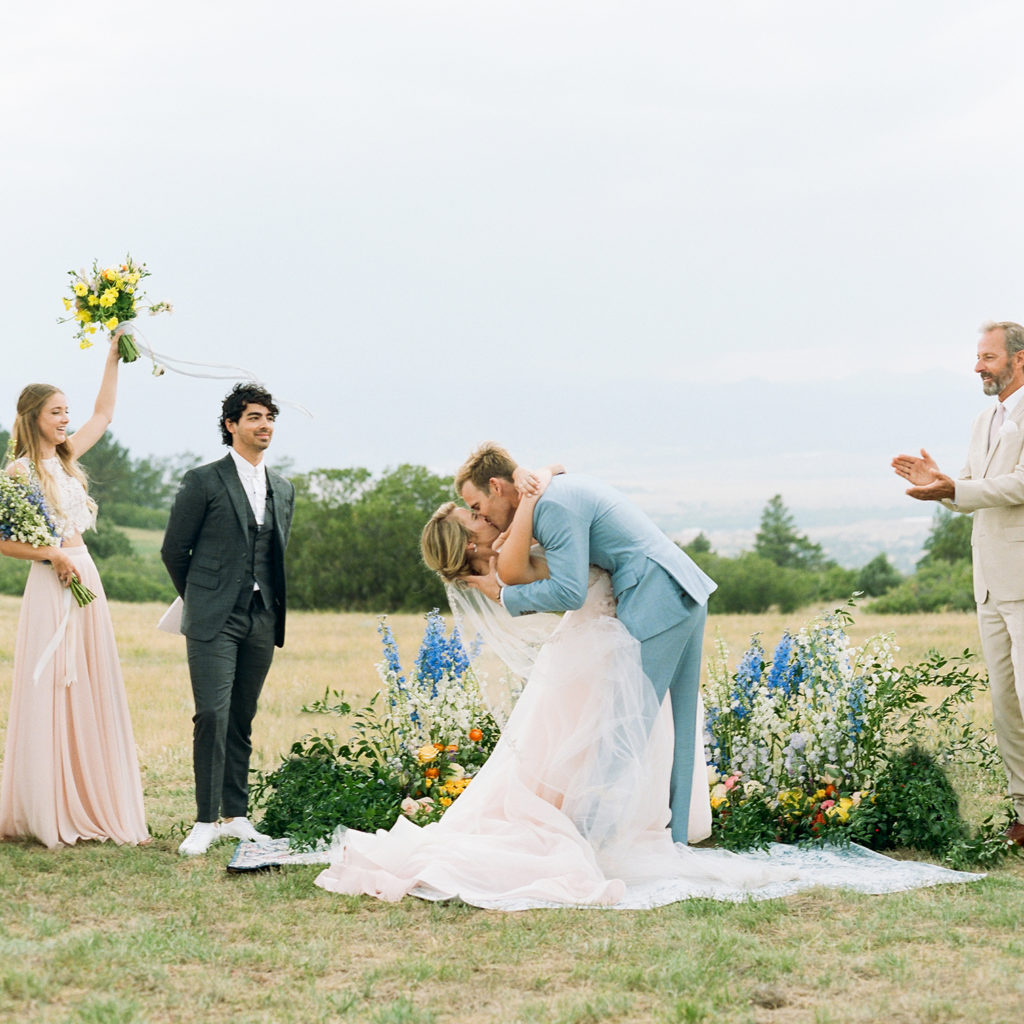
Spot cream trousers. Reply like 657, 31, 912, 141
977, 596, 1024, 819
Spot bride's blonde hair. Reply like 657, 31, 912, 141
9, 383, 93, 523
421, 502, 473, 583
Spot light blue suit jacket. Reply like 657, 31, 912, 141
501, 475, 716, 641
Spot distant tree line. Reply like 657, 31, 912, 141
683, 494, 902, 614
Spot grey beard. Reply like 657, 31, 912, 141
982, 369, 1013, 396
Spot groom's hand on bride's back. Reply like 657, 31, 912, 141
466, 557, 502, 603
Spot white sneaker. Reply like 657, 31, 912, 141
178, 821, 220, 856
218, 817, 270, 842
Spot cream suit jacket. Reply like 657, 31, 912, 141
949, 398, 1024, 603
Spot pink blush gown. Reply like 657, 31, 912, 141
0, 546, 149, 848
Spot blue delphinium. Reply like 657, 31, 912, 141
846, 676, 867, 740
730, 638, 764, 721
413, 609, 471, 699
377, 619, 406, 685
767, 631, 803, 697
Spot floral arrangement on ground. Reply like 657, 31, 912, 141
252, 603, 1019, 867
251, 610, 499, 848
704, 602, 1017, 867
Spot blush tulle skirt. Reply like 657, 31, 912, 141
0, 547, 148, 848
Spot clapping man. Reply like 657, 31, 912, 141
893, 321, 1024, 848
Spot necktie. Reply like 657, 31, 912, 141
989, 403, 1006, 451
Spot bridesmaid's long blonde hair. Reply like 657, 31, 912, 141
8, 383, 92, 522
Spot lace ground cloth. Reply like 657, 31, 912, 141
227, 835, 982, 909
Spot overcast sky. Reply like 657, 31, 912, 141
3, 2, 1021, 532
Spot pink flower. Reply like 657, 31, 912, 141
724, 773, 741, 792
820, 799, 836, 811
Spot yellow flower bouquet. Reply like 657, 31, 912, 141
59, 256, 172, 363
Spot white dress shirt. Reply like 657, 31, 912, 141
229, 449, 267, 526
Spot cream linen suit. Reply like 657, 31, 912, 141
947, 397, 1024, 818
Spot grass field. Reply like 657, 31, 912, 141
1, 597, 1023, 1024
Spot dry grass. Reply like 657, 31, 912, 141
1, 597, 1022, 1024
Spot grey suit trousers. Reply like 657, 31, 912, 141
186, 593, 276, 821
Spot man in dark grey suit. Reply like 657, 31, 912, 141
162, 383, 295, 856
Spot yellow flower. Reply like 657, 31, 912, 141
73, 281, 88, 297
439, 797, 452, 807
126, 286, 134, 294
710, 795, 727, 810
76, 310, 92, 323
79, 338, 93, 350
99, 288, 118, 308
87, 294, 99, 306
129, 272, 141, 284
417, 744, 438, 763
62, 296, 72, 310
103, 316, 119, 331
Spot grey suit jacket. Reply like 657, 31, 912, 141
946, 399, 1024, 603
501, 475, 715, 642
161, 455, 295, 645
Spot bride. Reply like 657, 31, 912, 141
314, 468, 794, 907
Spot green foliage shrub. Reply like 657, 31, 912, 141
253, 732, 405, 847
94, 554, 177, 603
104, 503, 168, 530
286, 464, 451, 612
848, 745, 966, 855
87, 518, 134, 560
0, 556, 29, 596
689, 550, 815, 613
868, 560, 974, 613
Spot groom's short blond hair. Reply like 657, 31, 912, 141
455, 442, 518, 494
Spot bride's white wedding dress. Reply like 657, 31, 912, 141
311, 569, 980, 908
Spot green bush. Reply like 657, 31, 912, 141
848, 745, 965, 855
692, 551, 815, 613
104, 502, 168, 530
252, 732, 405, 847
87, 518, 135, 560
867, 560, 974, 613
94, 554, 177, 603
0, 556, 30, 596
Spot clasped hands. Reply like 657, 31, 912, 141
891, 448, 956, 501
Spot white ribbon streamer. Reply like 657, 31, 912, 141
32, 586, 77, 687
114, 321, 313, 417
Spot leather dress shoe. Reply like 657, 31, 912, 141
1005, 821, 1024, 847
178, 821, 220, 856
218, 817, 270, 843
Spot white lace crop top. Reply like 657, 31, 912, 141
17, 457, 98, 540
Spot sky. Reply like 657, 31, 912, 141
3, 1, 1023, 546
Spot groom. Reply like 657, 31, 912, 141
457, 442, 716, 843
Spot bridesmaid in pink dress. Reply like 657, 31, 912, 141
0, 336, 149, 848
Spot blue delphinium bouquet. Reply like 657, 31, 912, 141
0, 464, 95, 606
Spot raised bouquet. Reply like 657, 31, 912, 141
59, 256, 172, 363
0, 465, 95, 607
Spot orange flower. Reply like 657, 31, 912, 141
433, 742, 445, 751
425, 767, 440, 779
468, 728, 483, 742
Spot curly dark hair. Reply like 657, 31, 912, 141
220, 382, 279, 446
